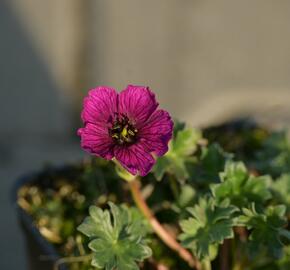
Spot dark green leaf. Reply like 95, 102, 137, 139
238, 204, 288, 259
153, 157, 171, 181
179, 198, 238, 260
254, 131, 290, 177
189, 144, 232, 184
173, 119, 185, 138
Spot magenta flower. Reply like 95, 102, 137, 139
78, 85, 173, 176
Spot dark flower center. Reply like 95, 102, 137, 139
109, 114, 138, 145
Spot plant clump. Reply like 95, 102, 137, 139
17, 86, 290, 270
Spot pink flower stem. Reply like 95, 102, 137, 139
128, 179, 201, 270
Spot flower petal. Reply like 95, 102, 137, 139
114, 144, 155, 176
119, 85, 158, 127
139, 110, 173, 156
81, 86, 118, 125
78, 123, 114, 159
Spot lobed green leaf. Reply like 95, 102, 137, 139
211, 161, 272, 209
153, 127, 202, 180
78, 202, 152, 270
238, 204, 288, 259
179, 198, 238, 260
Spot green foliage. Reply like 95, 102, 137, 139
177, 184, 196, 209
203, 119, 269, 163
172, 119, 186, 138
271, 174, 290, 214
200, 144, 232, 180
78, 203, 152, 270
254, 131, 290, 177
276, 246, 290, 270
189, 143, 232, 184
211, 161, 272, 208
18, 121, 290, 270
179, 198, 238, 260
115, 161, 136, 182
238, 204, 288, 259
153, 127, 202, 180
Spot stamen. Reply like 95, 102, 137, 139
109, 114, 138, 145
128, 130, 135, 136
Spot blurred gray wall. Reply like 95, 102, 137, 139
8, 0, 290, 127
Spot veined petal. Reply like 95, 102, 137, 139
119, 85, 158, 128
139, 110, 173, 156
78, 123, 114, 160
81, 86, 118, 125
79, 85, 173, 177
114, 144, 155, 176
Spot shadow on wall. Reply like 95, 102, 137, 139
0, 0, 70, 153
0, 2, 80, 270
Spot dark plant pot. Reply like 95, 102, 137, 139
12, 167, 69, 270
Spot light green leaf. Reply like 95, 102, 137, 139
179, 198, 238, 260
115, 161, 136, 182
177, 184, 196, 208
78, 203, 152, 270
211, 161, 272, 208
153, 127, 202, 181
271, 173, 290, 214
171, 128, 202, 156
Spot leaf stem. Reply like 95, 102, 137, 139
128, 179, 201, 270
53, 254, 93, 270
220, 239, 230, 270
201, 260, 212, 270
234, 226, 248, 242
